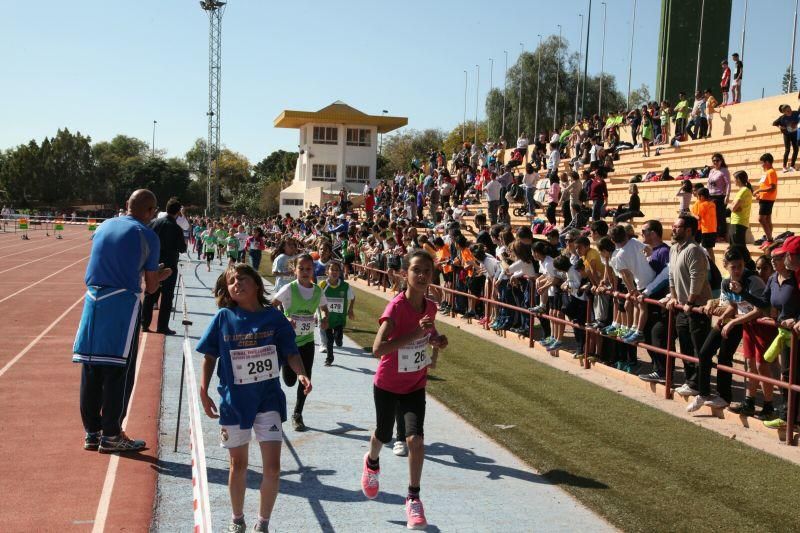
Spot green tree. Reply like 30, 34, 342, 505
215, 149, 251, 197
43, 128, 94, 206
253, 150, 298, 184
442, 121, 488, 160
628, 84, 652, 110
381, 128, 445, 176
185, 138, 209, 176
783, 66, 798, 94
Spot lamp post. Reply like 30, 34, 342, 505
626, 0, 638, 108
502, 51, 508, 140
152, 120, 157, 157
517, 42, 524, 139
599, 2, 607, 117
463, 70, 468, 142
575, 14, 584, 122
790, 0, 799, 93
534, 35, 542, 137
581, 0, 592, 118
379, 109, 388, 155
475, 64, 480, 146
488, 57, 494, 139
740, 0, 748, 61
554, 25, 562, 130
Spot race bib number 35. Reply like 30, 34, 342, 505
327, 298, 344, 314
230, 345, 279, 384
398, 337, 431, 373
291, 314, 315, 336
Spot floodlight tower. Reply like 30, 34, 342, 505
200, 0, 226, 215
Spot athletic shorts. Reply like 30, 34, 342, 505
700, 233, 717, 249
758, 200, 774, 216
220, 411, 283, 449
743, 322, 777, 363
373, 385, 425, 444
467, 275, 486, 296
228, 251, 239, 260
721, 84, 730, 92
204, 251, 215, 261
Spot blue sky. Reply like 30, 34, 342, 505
2, 0, 796, 163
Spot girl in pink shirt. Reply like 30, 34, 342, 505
360, 250, 448, 530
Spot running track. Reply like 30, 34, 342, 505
0, 227, 164, 531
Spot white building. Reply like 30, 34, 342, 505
274, 101, 407, 217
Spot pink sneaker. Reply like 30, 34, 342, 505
361, 453, 379, 499
405, 497, 428, 530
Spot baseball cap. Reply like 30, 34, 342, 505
772, 235, 800, 256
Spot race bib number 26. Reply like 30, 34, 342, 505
230, 345, 279, 384
398, 337, 431, 373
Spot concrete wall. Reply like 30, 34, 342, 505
297, 123, 377, 193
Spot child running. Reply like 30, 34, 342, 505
271, 253, 329, 431
226, 227, 240, 266
318, 261, 355, 366
198, 264, 312, 533
361, 250, 449, 530
201, 225, 218, 272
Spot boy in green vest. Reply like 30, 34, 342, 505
319, 261, 355, 366
226, 227, 239, 266
214, 221, 228, 266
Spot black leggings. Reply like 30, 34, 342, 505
282, 342, 315, 415
783, 131, 799, 168
546, 202, 557, 225
374, 385, 425, 444
697, 325, 742, 402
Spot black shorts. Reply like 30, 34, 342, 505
758, 200, 774, 216
373, 385, 426, 444
204, 251, 215, 261
467, 275, 486, 296
721, 84, 730, 92
701, 233, 717, 249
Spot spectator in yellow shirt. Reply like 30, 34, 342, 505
704, 89, 718, 138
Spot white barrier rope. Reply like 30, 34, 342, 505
183, 337, 213, 533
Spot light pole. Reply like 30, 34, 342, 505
575, 13, 584, 122
534, 34, 542, 137
554, 25, 562, 130
626, 0, 638, 108
791, 0, 799, 93
599, 2, 607, 117
581, 0, 592, 118
517, 42, 524, 139
488, 57, 494, 139
463, 70, 468, 142
379, 109, 388, 155
694, 0, 706, 93
475, 64, 480, 146
502, 51, 508, 141
740, 0, 748, 61
151, 120, 157, 157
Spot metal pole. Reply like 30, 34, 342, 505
790, 0, 799, 94
502, 51, 508, 140
575, 14, 584, 122
173, 355, 186, 452
463, 70, 468, 142
152, 120, 157, 157
740, 0, 748, 60
626, 0, 638, 108
475, 64, 480, 146
599, 2, 607, 117
517, 42, 524, 138
694, 0, 706, 94
535, 35, 542, 136
581, 0, 592, 117
488, 58, 494, 139
554, 26, 561, 130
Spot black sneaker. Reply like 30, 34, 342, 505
324, 358, 333, 367
775, 231, 795, 241
292, 413, 306, 432
754, 235, 767, 246
638, 371, 665, 384
84, 431, 101, 451
98, 432, 146, 454
755, 404, 776, 420
728, 400, 756, 416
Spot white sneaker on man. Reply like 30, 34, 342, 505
675, 383, 699, 397
703, 395, 729, 409
686, 395, 708, 413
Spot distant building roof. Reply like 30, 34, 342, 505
274, 101, 407, 133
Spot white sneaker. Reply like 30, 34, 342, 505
686, 395, 708, 413
392, 440, 408, 457
675, 383, 699, 397
704, 395, 729, 409
320, 346, 328, 354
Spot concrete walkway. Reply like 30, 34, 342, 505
153, 259, 614, 532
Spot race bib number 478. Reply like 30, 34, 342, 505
230, 345, 279, 384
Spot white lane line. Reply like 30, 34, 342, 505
0, 255, 90, 304
91, 332, 148, 533
0, 294, 84, 378
0, 242, 89, 275
0, 240, 64, 258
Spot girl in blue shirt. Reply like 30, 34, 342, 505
198, 264, 311, 533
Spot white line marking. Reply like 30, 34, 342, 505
0, 242, 88, 275
0, 240, 65, 258
0, 295, 84, 378
0, 255, 89, 304
91, 332, 148, 533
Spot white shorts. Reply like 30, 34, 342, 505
220, 411, 283, 449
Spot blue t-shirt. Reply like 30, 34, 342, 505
84, 215, 160, 293
196, 306, 298, 428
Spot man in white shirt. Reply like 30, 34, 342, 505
483, 175, 502, 225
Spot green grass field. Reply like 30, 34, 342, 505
341, 284, 800, 533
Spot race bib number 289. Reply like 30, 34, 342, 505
230, 345, 279, 384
